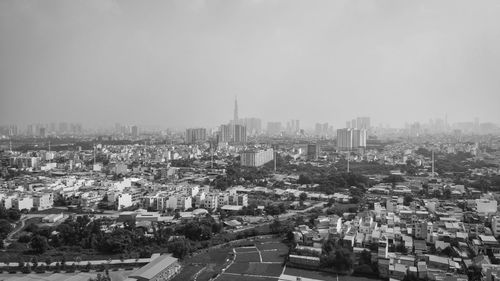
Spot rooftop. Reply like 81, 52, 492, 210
130, 254, 178, 280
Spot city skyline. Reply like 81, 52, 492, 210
1, 1, 500, 129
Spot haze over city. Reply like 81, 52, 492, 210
1, 0, 500, 129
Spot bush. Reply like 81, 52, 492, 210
18, 234, 31, 243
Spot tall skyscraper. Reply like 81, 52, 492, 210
39, 127, 46, 138
234, 125, 247, 143
307, 144, 320, 160
356, 117, 371, 130
337, 128, 367, 150
267, 122, 282, 136
186, 128, 207, 144
131, 125, 138, 138
218, 124, 231, 143
243, 118, 262, 136
234, 97, 239, 124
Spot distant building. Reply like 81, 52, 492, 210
39, 127, 46, 138
240, 149, 274, 167
185, 128, 207, 144
307, 144, 320, 161
131, 125, 138, 138
218, 124, 231, 143
33, 193, 54, 210
12, 196, 34, 211
356, 117, 371, 129
337, 128, 367, 151
117, 193, 133, 210
267, 122, 282, 136
476, 199, 497, 216
229, 190, 248, 207
492, 216, 500, 237
233, 124, 247, 143
243, 117, 262, 136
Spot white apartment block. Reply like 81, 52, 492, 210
12, 196, 34, 211
1, 195, 17, 209
203, 194, 218, 210
33, 193, 54, 210
492, 216, 500, 238
117, 193, 133, 210
229, 193, 248, 207
166, 195, 192, 210
476, 199, 498, 215
194, 192, 206, 207
217, 193, 229, 206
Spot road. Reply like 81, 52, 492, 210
4, 214, 50, 247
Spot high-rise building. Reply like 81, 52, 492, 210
27, 124, 34, 136
218, 124, 231, 143
315, 123, 329, 137
39, 127, 46, 138
307, 144, 320, 160
337, 128, 352, 150
241, 149, 274, 167
131, 126, 138, 138
59, 122, 68, 134
9, 125, 18, 136
243, 118, 262, 136
234, 125, 247, 143
352, 129, 367, 148
356, 117, 371, 130
234, 98, 239, 124
337, 128, 367, 150
267, 122, 282, 136
186, 128, 207, 144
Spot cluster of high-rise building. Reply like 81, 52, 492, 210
346, 117, 371, 130
315, 123, 334, 138
0, 123, 84, 137
185, 128, 207, 144
266, 122, 282, 136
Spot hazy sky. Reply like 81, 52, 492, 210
1, 0, 500, 129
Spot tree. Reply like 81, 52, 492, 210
167, 239, 191, 259
7, 209, 21, 221
45, 257, 52, 267
30, 235, 49, 254
298, 174, 313, 185
403, 195, 413, 206
299, 192, 308, 202
359, 250, 372, 265
270, 219, 283, 234
0, 219, 13, 240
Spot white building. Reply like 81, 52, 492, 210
12, 196, 34, 211
492, 216, 500, 237
229, 192, 248, 207
203, 194, 218, 210
33, 193, 54, 210
167, 195, 192, 211
217, 193, 229, 207
117, 193, 133, 210
476, 199, 498, 215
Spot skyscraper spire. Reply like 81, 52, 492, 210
234, 96, 239, 124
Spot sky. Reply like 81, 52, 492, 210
1, 0, 500, 129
